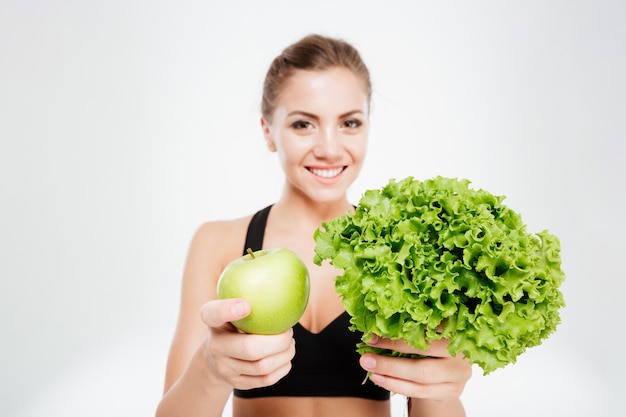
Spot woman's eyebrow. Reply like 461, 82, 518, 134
286, 110, 318, 119
339, 110, 365, 118
286, 109, 365, 119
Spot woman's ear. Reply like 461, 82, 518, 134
261, 117, 277, 152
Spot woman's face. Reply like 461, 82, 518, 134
262, 67, 369, 204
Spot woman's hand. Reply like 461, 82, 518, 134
358, 335, 472, 401
200, 298, 296, 390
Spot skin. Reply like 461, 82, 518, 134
156, 67, 471, 417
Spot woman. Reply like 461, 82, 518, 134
156, 34, 472, 417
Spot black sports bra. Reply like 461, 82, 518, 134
232, 205, 390, 400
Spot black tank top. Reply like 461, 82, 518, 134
232, 205, 390, 400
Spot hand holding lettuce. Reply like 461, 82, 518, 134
313, 176, 565, 374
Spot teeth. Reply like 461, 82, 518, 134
310, 167, 344, 178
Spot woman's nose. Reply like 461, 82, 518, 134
313, 127, 342, 159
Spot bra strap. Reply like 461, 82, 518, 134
243, 205, 273, 255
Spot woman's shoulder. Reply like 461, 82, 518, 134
196, 213, 252, 235
193, 213, 252, 246
193, 204, 273, 242
179, 215, 252, 286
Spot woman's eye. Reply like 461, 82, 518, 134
343, 119, 362, 128
291, 120, 312, 129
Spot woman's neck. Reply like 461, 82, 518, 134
273, 188, 355, 226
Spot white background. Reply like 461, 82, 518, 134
1, 1, 624, 416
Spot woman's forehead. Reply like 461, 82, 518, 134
275, 68, 369, 116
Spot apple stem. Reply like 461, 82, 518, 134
247, 248, 256, 259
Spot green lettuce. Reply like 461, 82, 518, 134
313, 176, 565, 374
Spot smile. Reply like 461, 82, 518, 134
308, 167, 345, 179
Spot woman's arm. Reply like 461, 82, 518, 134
156, 338, 234, 417
156, 222, 296, 417
156, 223, 235, 417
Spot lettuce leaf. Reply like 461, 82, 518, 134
313, 176, 565, 374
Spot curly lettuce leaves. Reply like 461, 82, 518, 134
313, 176, 565, 374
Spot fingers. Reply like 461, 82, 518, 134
366, 334, 452, 357
202, 297, 294, 361
200, 298, 251, 328
216, 337, 296, 390
359, 336, 472, 401
360, 354, 471, 400
361, 352, 469, 383
207, 330, 296, 390
200, 298, 296, 390
211, 327, 294, 361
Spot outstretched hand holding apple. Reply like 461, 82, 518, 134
199, 247, 309, 390
200, 297, 297, 390
216, 248, 310, 335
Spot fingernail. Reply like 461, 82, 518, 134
367, 334, 379, 345
232, 301, 249, 318
371, 373, 385, 384
361, 355, 376, 370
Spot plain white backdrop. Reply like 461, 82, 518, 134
1, 1, 624, 416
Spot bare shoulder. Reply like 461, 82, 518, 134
179, 212, 257, 299
188, 214, 253, 276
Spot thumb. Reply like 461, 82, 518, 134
200, 298, 251, 328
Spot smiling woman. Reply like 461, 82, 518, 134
0, 1, 622, 416
155, 34, 471, 417
3, 1, 624, 416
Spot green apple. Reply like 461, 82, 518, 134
216, 248, 310, 335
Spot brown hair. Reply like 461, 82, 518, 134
261, 34, 372, 122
